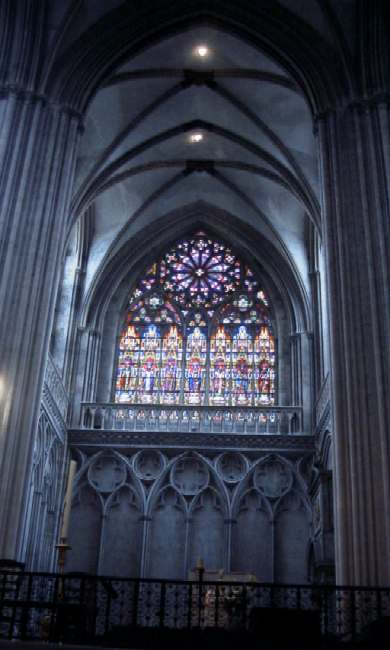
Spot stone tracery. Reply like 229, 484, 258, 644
65, 450, 312, 582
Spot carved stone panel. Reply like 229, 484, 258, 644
25, 408, 66, 571
88, 455, 127, 493
133, 450, 165, 481
148, 487, 186, 579
216, 452, 247, 483
254, 458, 292, 499
231, 490, 272, 581
100, 487, 141, 578
274, 492, 311, 583
67, 447, 312, 582
66, 485, 102, 574
171, 457, 209, 495
188, 489, 225, 572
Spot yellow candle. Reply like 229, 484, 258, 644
60, 460, 77, 541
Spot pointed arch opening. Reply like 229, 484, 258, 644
114, 230, 276, 406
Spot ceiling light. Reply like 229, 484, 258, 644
189, 133, 204, 143
195, 45, 209, 58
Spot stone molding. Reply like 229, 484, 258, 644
314, 92, 390, 130
69, 429, 315, 452
0, 84, 84, 125
44, 355, 69, 424
23, 404, 67, 570
315, 374, 331, 429
41, 387, 67, 444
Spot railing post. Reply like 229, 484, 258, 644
197, 564, 205, 628
101, 407, 106, 430
187, 582, 193, 629
296, 585, 301, 610
104, 578, 113, 638
376, 587, 383, 621
159, 581, 166, 628
350, 589, 356, 641
214, 583, 220, 627
275, 411, 280, 434
241, 585, 248, 628
20, 573, 33, 640
132, 579, 139, 628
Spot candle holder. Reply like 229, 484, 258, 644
55, 539, 71, 601
56, 540, 71, 574
196, 557, 205, 581
55, 458, 76, 595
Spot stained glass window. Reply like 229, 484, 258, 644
161, 326, 182, 404
115, 231, 276, 405
184, 325, 207, 405
209, 326, 232, 406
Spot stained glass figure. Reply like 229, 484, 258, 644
139, 324, 161, 403
184, 326, 207, 405
114, 231, 276, 406
254, 325, 275, 405
232, 325, 253, 406
160, 325, 182, 404
209, 326, 231, 406
115, 325, 141, 403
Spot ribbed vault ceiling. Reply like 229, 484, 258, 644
73, 24, 319, 299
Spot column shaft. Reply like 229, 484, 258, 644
318, 101, 390, 585
0, 92, 80, 559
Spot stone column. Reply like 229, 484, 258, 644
290, 331, 312, 433
82, 329, 102, 403
317, 98, 390, 585
309, 268, 324, 394
0, 90, 81, 560
68, 326, 102, 424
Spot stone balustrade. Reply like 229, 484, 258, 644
80, 403, 304, 435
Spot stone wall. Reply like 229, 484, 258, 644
23, 407, 67, 571
66, 449, 313, 583
23, 356, 69, 570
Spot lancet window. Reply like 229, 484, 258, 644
115, 232, 275, 406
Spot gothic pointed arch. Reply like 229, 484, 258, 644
47, 1, 348, 115
114, 230, 276, 406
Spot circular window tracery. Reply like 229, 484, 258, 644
171, 457, 209, 495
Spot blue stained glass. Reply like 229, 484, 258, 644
184, 326, 207, 405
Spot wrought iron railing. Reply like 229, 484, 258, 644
1, 570, 389, 646
80, 403, 304, 435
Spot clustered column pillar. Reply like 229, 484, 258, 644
317, 98, 390, 585
0, 91, 81, 560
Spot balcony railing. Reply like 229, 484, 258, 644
1, 569, 389, 645
80, 403, 304, 435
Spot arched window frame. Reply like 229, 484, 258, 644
113, 232, 277, 407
